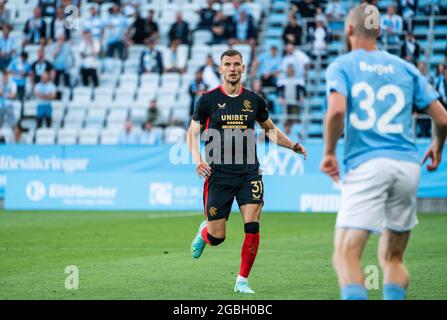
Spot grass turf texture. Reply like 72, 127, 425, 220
0, 211, 446, 300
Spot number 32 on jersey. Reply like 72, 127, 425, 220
350, 82, 405, 134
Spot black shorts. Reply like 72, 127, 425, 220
203, 172, 264, 221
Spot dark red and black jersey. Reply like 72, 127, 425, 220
192, 85, 270, 177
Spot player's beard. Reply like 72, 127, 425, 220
227, 74, 241, 86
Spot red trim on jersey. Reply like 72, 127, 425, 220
203, 176, 209, 218
219, 85, 243, 97
205, 86, 220, 94
205, 117, 210, 131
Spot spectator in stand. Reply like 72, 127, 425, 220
250, 44, 281, 87
0, 1, 12, 30
12, 124, 29, 144
280, 119, 303, 142
417, 61, 434, 85
293, 0, 319, 32
163, 40, 187, 74
398, 0, 417, 29
414, 61, 433, 137
128, 10, 147, 45
7, 52, 31, 105
140, 121, 162, 145
118, 120, 140, 144
434, 64, 447, 108
0, 24, 16, 72
283, 15, 303, 46
310, 17, 330, 57
143, 10, 159, 43
211, 11, 235, 45
381, 5, 403, 46
325, 0, 346, 20
0, 71, 17, 128
434, 63, 445, 87
51, 34, 73, 87
400, 32, 420, 65
169, 12, 190, 45
83, 5, 104, 41
277, 64, 303, 117
23, 7, 47, 46
146, 98, 162, 127
252, 79, 274, 113
189, 70, 208, 116
78, 30, 100, 87
277, 43, 310, 111
199, 54, 220, 89
31, 47, 55, 86
34, 71, 56, 128
139, 37, 163, 74
50, 6, 71, 42
229, 10, 257, 52
39, 0, 57, 18
104, 4, 129, 60
197, 0, 217, 30
314, 6, 328, 26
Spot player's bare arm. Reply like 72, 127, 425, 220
187, 119, 211, 178
320, 91, 346, 182
258, 117, 307, 159
422, 100, 447, 171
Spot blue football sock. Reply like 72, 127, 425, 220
383, 283, 406, 300
341, 284, 368, 300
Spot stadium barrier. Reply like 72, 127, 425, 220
2, 143, 446, 211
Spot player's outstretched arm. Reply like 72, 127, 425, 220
258, 118, 307, 159
320, 91, 346, 182
422, 100, 447, 171
187, 120, 211, 178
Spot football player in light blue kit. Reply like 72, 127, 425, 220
321, 4, 447, 300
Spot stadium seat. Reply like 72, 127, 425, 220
23, 100, 37, 117
193, 30, 213, 45
64, 109, 86, 129
35, 128, 56, 145
140, 73, 160, 87
57, 128, 78, 145
78, 128, 99, 145
211, 44, 230, 63
164, 126, 187, 144
52, 109, 65, 129
0, 127, 13, 143
100, 130, 120, 145
130, 108, 147, 124
107, 109, 129, 125
85, 108, 107, 129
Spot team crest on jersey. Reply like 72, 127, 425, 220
218, 103, 226, 109
242, 100, 253, 112
209, 207, 218, 217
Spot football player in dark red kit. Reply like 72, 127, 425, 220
188, 49, 307, 293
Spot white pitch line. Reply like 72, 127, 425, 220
145, 212, 203, 219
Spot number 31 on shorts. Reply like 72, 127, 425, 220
251, 181, 263, 200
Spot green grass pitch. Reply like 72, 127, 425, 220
0, 210, 446, 300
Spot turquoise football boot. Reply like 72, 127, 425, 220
234, 280, 255, 294
191, 220, 207, 259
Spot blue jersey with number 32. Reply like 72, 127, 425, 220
326, 49, 439, 172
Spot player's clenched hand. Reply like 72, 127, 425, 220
292, 143, 307, 160
320, 154, 340, 182
196, 162, 212, 178
422, 144, 442, 171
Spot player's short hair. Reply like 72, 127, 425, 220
348, 3, 380, 39
220, 49, 243, 62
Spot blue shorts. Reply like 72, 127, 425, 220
37, 104, 52, 118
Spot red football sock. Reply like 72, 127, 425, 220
201, 226, 211, 245
239, 232, 260, 278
